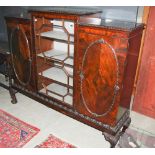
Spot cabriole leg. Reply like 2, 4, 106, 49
7, 61, 17, 104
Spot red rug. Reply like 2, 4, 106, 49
36, 134, 75, 148
0, 109, 40, 148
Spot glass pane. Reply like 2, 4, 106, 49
35, 17, 74, 106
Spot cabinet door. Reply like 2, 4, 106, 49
74, 31, 123, 126
6, 20, 36, 91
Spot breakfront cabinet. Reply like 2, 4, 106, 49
5, 8, 144, 147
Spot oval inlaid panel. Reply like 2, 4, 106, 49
11, 27, 31, 85
81, 39, 118, 117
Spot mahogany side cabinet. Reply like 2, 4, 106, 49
5, 8, 144, 147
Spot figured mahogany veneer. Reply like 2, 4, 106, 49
74, 25, 144, 126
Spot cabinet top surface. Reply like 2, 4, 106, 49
5, 13, 30, 21
80, 18, 144, 32
28, 7, 102, 16
5, 7, 144, 32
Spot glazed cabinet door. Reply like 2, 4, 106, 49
32, 15, 75, 107
5, 18, 36, 91
74, 27, 128, 126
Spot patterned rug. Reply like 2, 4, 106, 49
36, 134, 75, 148
0, 109, 40, 148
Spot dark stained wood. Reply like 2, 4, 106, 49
5, 17, 36, 91
36, 56, 54, 73
30, 11, 80, 21
37, 75, 53, 90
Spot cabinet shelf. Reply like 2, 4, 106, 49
39, 83, 73, 105
39, 66, 73, 87
40, 31, 74, 43
38, 74, 73, 89
37, 49, 74, 66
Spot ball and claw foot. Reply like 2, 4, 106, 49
9, 87, 17, 104
11, 97, 17, 104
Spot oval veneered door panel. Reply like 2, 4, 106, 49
81, 39, 118, 117
11, 27, 31, 85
